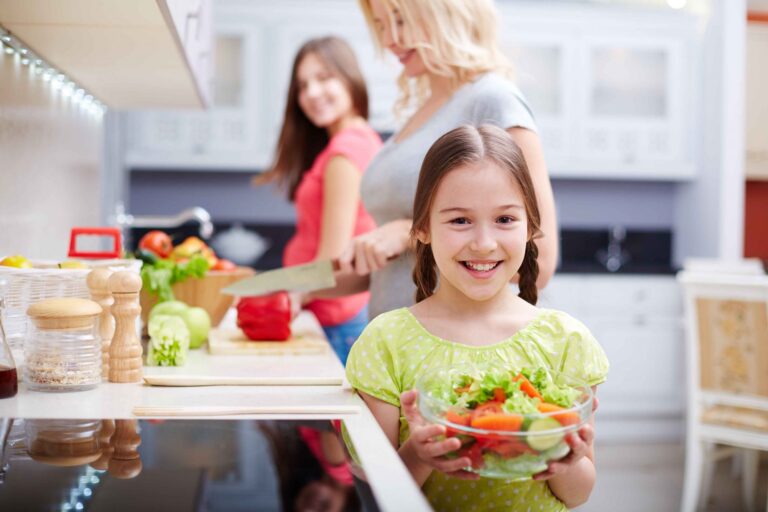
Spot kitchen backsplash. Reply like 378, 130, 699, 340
129, 170, 677, 273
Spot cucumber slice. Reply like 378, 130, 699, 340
525, 417, 564, 451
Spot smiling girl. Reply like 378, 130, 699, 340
346, 125, 609, 511
256, 37, 382, 363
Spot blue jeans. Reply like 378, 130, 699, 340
322, 307, 368, 365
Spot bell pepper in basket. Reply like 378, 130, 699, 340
236, 292, 292, 341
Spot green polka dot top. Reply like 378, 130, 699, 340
346, 307, 610, 512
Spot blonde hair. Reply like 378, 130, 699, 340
358, 0, 513, 116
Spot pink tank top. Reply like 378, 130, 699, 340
283, 124, 382, 326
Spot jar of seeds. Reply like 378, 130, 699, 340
25, 298, 102, 392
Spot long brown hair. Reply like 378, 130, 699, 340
256, 36, 369, 200
411, 125, 542, 305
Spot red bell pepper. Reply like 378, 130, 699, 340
236, 292, 292, 341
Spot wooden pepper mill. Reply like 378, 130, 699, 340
108, 419, 142, 479
87, 268, 115, 379
107, 271, 143, 383
90, 419, 115, 471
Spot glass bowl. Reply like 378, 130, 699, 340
416, 364, 593, 480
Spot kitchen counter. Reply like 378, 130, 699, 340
0, 311, 430, 512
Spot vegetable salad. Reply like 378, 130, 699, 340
418, 366, 590, 480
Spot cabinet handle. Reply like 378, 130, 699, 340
185, 3, 203, 44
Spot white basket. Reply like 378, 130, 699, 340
0, 259, 142, 351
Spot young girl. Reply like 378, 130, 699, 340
256, 36, 382, 363
346, 125, 609, 511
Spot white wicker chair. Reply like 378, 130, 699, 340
678, 263, 768, 512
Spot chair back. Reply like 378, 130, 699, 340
678, 268, 768, 407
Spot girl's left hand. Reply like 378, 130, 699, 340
532, 424, 594, 480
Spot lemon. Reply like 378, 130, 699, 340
0, 255, 32, 268
58, 260, 87, 269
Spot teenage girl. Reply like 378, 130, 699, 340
257, 36, 382, 363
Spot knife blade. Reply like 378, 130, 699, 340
221, 259, 340, 296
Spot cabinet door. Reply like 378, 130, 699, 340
575, 33, 693, 179
500, 30, 576, 169
124, 22, 265, 169
589, 316, 685, 418
263, 15, 399, 159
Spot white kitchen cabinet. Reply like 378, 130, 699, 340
0, 0, 212, 109
123, 1, 699, 177
124, 0, 398, 170
540, 274, 684, 441
500, 4, 698, 180
124, 19, 264, 169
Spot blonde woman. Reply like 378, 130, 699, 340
330, 0, 559, 319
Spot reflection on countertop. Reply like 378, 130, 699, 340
0, 418, 366, 512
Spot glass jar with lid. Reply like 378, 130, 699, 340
25, 298, 102, 392
24, 419, 102, 467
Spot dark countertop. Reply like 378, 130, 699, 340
557, 263, 678, 275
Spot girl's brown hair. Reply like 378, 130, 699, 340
411, 124, 542, 305
256, 36, 369, 200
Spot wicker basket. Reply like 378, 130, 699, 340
139, 267, 255, 328
0, 259, 142, 351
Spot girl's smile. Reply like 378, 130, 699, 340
461, 259, 502, 276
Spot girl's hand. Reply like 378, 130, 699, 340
400, 390, 479, 480
533, 423, 594, 481
337, 219, 411, 276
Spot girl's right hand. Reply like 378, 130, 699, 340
400, 390, 478, 479
337, 219, 412, 276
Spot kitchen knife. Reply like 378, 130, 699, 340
221, 259, 340, 296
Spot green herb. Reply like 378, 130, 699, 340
140, 253, 209, 302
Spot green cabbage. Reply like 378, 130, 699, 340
146, 314, 190, 366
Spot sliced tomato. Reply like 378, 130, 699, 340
458, 442, 484, 470
513, 373, 543, 400
484, 439, 534, 457
471, 401, 503, 420
492, 387, 506, 403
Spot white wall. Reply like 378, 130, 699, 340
0, 50, 103, 259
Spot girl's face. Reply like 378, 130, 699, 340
422, 160, 529, 304
296, 52, 355, 130
369, 0, 428, 78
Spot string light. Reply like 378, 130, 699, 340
0, 25, 107, 116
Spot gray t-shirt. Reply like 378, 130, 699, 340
360, 72, 537, 319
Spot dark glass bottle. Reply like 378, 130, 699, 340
0, 296, 18, 399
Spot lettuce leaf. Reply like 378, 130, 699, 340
146, 314, 190, 366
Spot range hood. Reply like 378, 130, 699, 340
0, 0, 211, 109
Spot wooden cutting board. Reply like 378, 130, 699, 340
207, 314, 329, 355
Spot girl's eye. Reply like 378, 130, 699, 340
497, 216, 517, 224
450, 217, 470, 225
